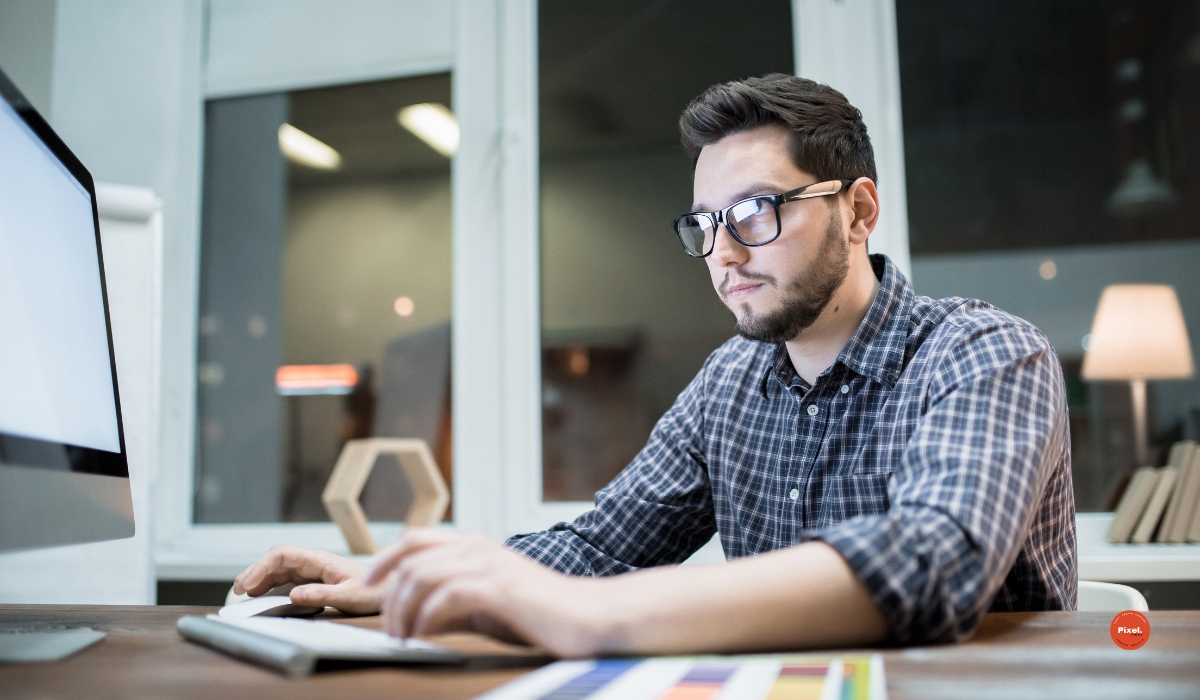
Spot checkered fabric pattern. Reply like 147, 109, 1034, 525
508, 254, 1077, 645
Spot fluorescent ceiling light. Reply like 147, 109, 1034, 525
397, 103, 459, 157
278, 123, 341, 170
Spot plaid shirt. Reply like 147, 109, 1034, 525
508, 254, 1076, 645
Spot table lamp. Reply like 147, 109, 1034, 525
1082, 284, 1194, 468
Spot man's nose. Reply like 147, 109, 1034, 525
710, 221, 748, 266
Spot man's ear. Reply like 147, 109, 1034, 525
846, 178, 880, 246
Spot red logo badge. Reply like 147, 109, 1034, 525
1110, 610, 1150, 650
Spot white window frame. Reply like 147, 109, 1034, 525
485, 0, 914, 539
157, 1, 461, 580
793, 0, 912, 280
154, 0, 912, 580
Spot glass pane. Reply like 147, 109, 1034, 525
538, 1, 794, 501
195, 74, 454, 523
896, 0, 1200, 509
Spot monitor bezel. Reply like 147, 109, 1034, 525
0, 67, 130, 479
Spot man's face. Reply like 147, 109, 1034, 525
693, 124, 850, 343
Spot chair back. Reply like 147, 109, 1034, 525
1077, 580, 1149, 611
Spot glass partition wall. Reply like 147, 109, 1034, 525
896, 0, 1200, 510
195, 73, 454, 524
538, 0, 795, 502
187, 0, 1199, 534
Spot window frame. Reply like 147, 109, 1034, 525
154, 0, 911, 580
496, 0, 914, 538
156, 2, 462, 580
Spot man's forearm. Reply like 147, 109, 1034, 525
586, 541, 888, 655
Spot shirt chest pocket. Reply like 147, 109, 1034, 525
806, 473, 891, 530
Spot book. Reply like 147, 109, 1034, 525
1188, 495, 1200, 543
1187, 469, 1200, 543
1130, 466, 1178, 544
1107, 467, 1161, 544
1163, 446, 1200, 543
1156, 441, 1196, 542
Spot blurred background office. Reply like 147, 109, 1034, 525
0, 0, 1197, 606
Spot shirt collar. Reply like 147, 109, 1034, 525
837, 254, 913, 389
767, 254, 913, 392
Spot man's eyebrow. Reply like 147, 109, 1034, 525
691, 183, 788, 212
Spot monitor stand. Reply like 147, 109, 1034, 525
0, 628, 106, 662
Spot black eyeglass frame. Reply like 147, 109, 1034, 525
671, 178, 856, 258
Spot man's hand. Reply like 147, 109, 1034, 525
365, 532, 887, 658
233, 545, 384, 615
364, 530, 608, 657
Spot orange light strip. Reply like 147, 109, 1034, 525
276, 364, 358, 395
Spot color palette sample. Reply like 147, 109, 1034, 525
764, 663, 833, 700
476, 654, 886, 700
538, 659, 639, 699
655, 664, 737, 700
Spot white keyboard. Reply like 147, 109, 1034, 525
208, 615, 450, 657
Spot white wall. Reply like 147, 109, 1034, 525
47, 0, 207, 559
0, 0, 57, 115
794, 0, 911, 279
205, 0, 453, 98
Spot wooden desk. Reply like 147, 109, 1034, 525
1, 606, 1198, 699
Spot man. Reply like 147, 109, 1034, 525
235, 74, 1076, 656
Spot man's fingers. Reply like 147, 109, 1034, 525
382, 570, 410, 637
394, 553, 482, 637
365, 528, 459, 585
234, 548, 289, 596
411, 580, 488, 637
234, 546, 338, 596
289, 583, 338, 608
381, 549, 461, 637
289, 581, 379, 615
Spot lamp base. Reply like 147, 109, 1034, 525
1131, 378, 1148, 468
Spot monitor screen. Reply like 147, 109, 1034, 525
0, 67, 132, 553
0, 86, 124, 470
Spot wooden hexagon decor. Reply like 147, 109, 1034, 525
322, 438, 449, 554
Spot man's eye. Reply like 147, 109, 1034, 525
731, 199, 767, 221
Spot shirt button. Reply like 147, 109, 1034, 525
789, 488, 800, 500
840, 384, 849, 394
806, 404, 819, 416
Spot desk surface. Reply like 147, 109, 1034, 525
1, 605, 1198, 699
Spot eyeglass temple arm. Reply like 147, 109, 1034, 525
782, 178, 857, 201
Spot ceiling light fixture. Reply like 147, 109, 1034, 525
393, 296, 415, 317
278, 123, 342, 170
276, 364, 358, 395
397, 103, 459, 157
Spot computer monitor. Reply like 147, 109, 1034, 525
0, 67, 134, 552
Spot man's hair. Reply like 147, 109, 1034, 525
679, 73, 877, 184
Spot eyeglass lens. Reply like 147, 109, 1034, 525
674, 197, 779, 256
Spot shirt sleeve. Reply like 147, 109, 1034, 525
804, 319, 1071, 644
505, 360, 719, 576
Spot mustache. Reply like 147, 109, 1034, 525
719, 268, 778, 298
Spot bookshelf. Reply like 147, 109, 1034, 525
1078, 513, 1200, 582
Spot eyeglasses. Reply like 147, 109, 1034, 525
671, 179, 855, 258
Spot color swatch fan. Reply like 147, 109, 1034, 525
475, 654, 886, 700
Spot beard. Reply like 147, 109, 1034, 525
725, 206, 850, 344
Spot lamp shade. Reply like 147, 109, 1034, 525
1082, 284, 1194, 380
